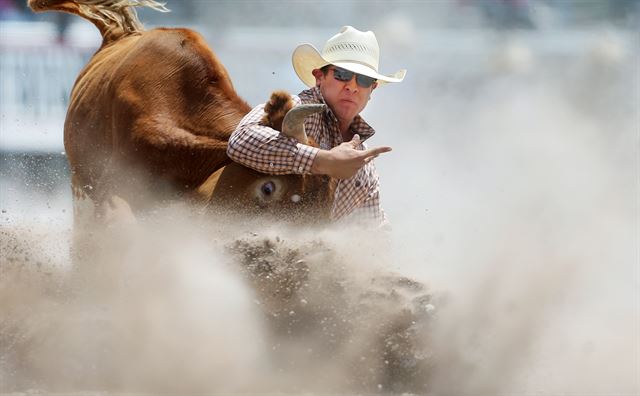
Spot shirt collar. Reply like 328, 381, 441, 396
299, 86, 376, 141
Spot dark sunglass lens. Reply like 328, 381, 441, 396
356, 74, 376, 88
332, 67, 376, 88
332, 67, 353, 82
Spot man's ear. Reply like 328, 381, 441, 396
311, 69, 324, 87
368, 82, 378, 100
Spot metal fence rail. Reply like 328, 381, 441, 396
1, 46, 91, 119
0, 22, 95, 151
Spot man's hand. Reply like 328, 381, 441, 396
311, 134, 392, 179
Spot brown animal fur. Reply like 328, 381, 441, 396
29, 0, 334, 225
261, 90, 293, 132
195, 91, 334, 221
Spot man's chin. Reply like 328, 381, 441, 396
335, 104, 359, 119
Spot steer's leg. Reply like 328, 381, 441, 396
99, 195, 137, 227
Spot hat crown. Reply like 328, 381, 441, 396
321, 26, 380, 71
291, 25, 405, 88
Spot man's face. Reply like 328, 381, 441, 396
313, 66, 377, 126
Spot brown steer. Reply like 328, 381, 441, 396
28, 0, 333, 226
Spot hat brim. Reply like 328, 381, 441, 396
292, 43, 406, 88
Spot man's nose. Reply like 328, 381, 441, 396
344, 76, 358, 92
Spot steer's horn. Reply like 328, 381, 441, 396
281, 104, 326, 145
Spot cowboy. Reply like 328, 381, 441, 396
227, 26, 406, 226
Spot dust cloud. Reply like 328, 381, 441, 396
1, 210, 435, 394
372, 26, 639, 396
1, 25, 639, 396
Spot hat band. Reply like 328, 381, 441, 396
326, 58, 379, 73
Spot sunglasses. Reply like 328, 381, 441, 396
329, 66, 377, 88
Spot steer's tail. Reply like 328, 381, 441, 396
28, 0, 169, 43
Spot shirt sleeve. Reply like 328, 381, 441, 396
227, 99, 320, 175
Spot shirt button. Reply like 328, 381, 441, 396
269, 163, 274, 167
298, 166, 304, 172
355, 180, 361, 187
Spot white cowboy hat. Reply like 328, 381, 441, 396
292, 25, 407, 88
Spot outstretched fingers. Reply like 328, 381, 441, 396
363, 146, 392, 160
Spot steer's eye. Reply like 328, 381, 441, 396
261, 181, 276, 196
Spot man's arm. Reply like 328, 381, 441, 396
228, 104, 392, 179
227, 101, 319, 175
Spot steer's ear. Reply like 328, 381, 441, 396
262, 90, 294, 132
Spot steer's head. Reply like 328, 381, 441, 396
208, 162, 334, 223
202, 92, 335, 223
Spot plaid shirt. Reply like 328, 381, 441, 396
227, 86, 387, 225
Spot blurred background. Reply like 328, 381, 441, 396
0, 0, 638, 223
0, 0, 639, 394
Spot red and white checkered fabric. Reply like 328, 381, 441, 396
227, 87, 387, 226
